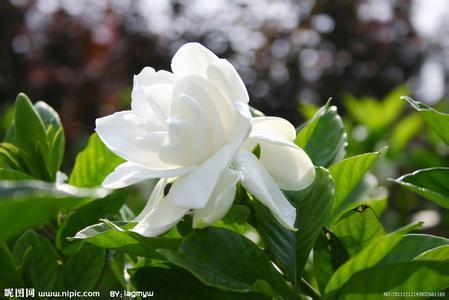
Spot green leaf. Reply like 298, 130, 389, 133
35, 101, 65, 175
328, 150, 385, 225
56, 244, 105, 291
295, 100, 347, 167
344, 86, 408, 131
380, 234, 449, 265
332, 205, 385, 256
72, 221, 180, 258
388, 112, 423, 156
391, 167, 449, 209
56, 190, 127, 251
403, 96, 449, 144
254, 167, 334, 286
0, 168, 33, 180
14, 93, 48, 156
323, 222, 422, 299
338, 261, 449, 298
338, 245, 449, 298
222, 205, 251, 225
158, 227, 292, 299
313, 231, 349, 294
0, 143, 28, 173
0, 180, 108, 242
132, 266, 260, 300
416, 245, 449, 260
12, 229, 38, 265
23, 237, 59, 290
34, 101, 62, 128
0, 243, 22, 289
13, 93, 52, 180
69, 133, 124, 187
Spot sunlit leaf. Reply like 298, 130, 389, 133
391, 167, 449, 209
296, 100, 347, 167
0, 180, 108, 242
332, 205, 385, 256
254, 167, 334, 286
344, 86, 408, 131
328, 150, 385, 225
69, 133, 124, 187
403, 96, 449, 144
72, 220, 180, 258
56, 190, 128, 251
324, 222, 422, 299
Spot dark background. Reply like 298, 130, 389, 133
0, 0, 448, 234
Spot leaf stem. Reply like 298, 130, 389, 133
300, 277, 321, 299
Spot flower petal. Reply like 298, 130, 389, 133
172, 75, 233, 147
192, 168, 241, 228
206, 59, 249, 103
160, 94, 214, 166
167, 104, 251, 209
131, 69, 174, 124
250, 117, 297, 141
135, 178, 167, 221
259, 142, 316, 191
102, 162, 193, 189
133, 67, 174, 89
96, 112, 194, 172
132, 179, 188, 237
233, 150, 296, 230
171, 43, 218, 77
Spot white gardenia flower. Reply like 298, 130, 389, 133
96, 42, 315, 237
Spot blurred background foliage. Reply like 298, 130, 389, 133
0, 0, 448, 235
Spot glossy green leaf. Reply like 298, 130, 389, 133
35, 101, 65, 174
12, 229, 38, 265
13, 93, 52, 181
34, 101, 62, 128
0, 180, 107, 242
380, 234, 449, 265
254, 167, 334, 286
313, 231, 349, 294
14, 94, 48, 156
403, 96, 449, 144
338, 261, 449, 298
72, 220, 180, 258
0, 143, 27, 173
338, 245, 449, 298
23, 237, 59, 290
0, 243, 22, 289
328, 150, 384, 225
56, 244, 105, 291
332, 206, 385, 256
324, 222, 422, 299
69, 133, 124, 187
416, 245, 449, 260
295, 100, 347, 167
132, 266, 260, 300
56, 190, 127, 250
158, 227, 292, 299
391, 167, 449, 209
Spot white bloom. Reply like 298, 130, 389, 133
96, 43, 315, 236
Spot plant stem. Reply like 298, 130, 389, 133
300, 277, 321, 299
